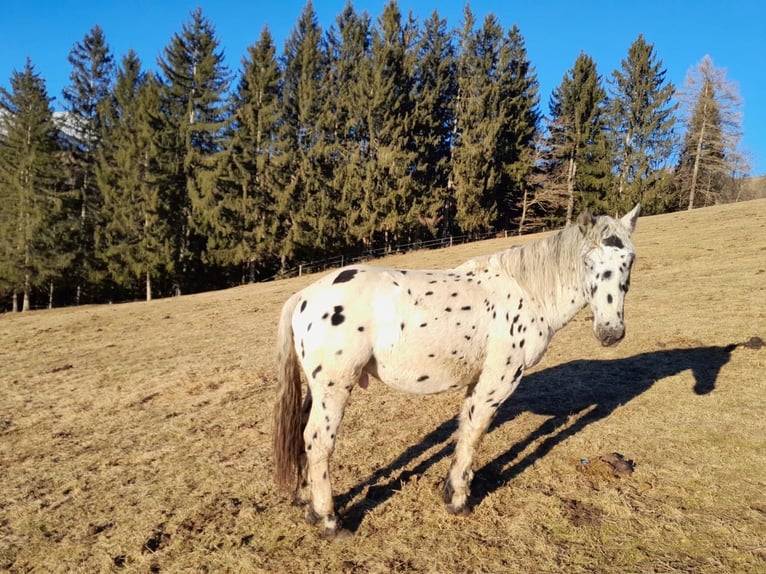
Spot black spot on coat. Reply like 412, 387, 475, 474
603, 235, 624, 249
333, 269, 358, 284
331, 305, 345, 326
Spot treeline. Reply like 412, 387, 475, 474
0, 1, 749, 310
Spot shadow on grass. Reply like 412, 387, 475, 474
337, 343, 737, 532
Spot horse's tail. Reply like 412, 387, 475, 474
273, 292, 304, 493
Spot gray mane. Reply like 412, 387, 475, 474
495, 215, 632, 303
498, 224, 587, 303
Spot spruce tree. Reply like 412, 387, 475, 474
546, 52, 609, 224
96, 54, 174, 301
605, 34, 677, 214
410, 10, 457, 239
495, 24, 540, 231
0, 60, 68, 311
62, 24, 115, 303
223, 26, 281, 282
322, 3, 373, 252
451, 9, 504, 234
158, 7, 232, 293
362, 0, 418, 249
272, 1, 332, 268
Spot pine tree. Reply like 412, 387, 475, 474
0, 60, 69, 311
322, 3, 373, 252
96, 54, 174, 301
272, 1, 333, 268
494, 24, 540, 231
223, 26, 281, 282
410, 10, 457, 239
451, 9, 505, 234
358, 0, 418, 250
546, 52, 609, 224
158, 7, 232, 293
676, 55, 748, 209
605, 34, 677, 214
61, 25, 115, 303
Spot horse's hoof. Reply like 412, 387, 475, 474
321, 527, 353, 541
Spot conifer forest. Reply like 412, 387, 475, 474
0, 2, 751, 310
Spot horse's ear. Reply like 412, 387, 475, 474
621, 203, 641, 234
577, 210, 595, 235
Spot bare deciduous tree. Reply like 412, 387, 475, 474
676, 55, 749, 209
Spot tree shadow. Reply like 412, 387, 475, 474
337, 344, 737, 532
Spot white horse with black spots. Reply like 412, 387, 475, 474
273, 205, 640, 539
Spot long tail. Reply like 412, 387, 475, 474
273, 292, 304, 492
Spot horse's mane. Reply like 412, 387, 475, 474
461, 215, 630, 303
498, 224, 587, 302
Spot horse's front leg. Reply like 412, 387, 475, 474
303, 380, 353, 539
443, 361, 524, 514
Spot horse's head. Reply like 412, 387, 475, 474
578, 204, 640, 347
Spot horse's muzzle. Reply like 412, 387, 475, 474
596, 324, 625, 347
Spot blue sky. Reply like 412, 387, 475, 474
2, 0, 764, 175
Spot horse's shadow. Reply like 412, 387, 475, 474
337, 344, 736, 532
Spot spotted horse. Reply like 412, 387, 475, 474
273, 204, 640, 539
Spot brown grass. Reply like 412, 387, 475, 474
1, 200, 765, 573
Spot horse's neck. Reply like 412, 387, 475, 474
500, 226, 588, 332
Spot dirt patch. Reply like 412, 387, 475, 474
143, 525, 171, 554
560, 498, 604, 527
575, 452, 635, 488
742, 336, 764, 350
86, 522, 114, 537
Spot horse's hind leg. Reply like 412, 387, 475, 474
292, 388, 313, 506
443, 362, 525, 514
303, 379, 353, 539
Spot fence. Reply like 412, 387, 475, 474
269, 229, 507, 281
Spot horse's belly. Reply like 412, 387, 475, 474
369, 351, 482, 395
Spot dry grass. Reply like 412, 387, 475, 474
1, 200, 765, 573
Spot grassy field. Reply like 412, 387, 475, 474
1, 200, 765, 573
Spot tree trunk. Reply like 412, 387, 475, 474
146, 271, 152, 302
616, 130, 632, 214
23, 246, 31, 311
688, 119, 706, 210
565, 155, 577, 225
48, 281, 54, 309
248, 259, 256, 284
22, 272, 31, 312
518, 187, 529, 236
12, 292, 19, 312
687, 83, 711, 211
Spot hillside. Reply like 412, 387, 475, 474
1, 200, 764, 573
743, 175, 766, 200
